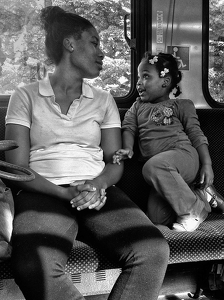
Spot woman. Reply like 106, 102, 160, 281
5, 6, 169, 300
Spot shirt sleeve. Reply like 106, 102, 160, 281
101, 93, 121, 129
5, 86, 32, 128
122, 101, 138, 136
175, 99, 208, 148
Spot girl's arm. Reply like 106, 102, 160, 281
196, 143, 214, 189
113, 103, 138, 164
113, 130, 135, 164
122, 130, 135, 150
178, 100, 214, 189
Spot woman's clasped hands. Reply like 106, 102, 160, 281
68, 180, 106, 211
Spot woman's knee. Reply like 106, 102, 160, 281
147, 230, 169, 263
12, 252, 42, 285
11, 236, 69, 284
147, 235, 170, 279
130, 226, 169, 267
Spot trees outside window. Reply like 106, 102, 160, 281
0, 0, 131, 97
1, 0, 223, 102
209, 0, 224, 102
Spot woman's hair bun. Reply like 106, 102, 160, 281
40, 6, 65, 31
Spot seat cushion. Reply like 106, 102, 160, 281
160, 213, 224, 264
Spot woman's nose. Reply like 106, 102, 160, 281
99, 48, 104, 59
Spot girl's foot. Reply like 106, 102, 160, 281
172, 209, 208, 232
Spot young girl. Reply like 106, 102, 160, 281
113, 52, 220, 232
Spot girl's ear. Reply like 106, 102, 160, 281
63, 38, 74, 52
162, 76, 171, 88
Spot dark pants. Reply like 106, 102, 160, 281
11, 186, 169, 300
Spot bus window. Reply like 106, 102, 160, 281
209, 0, 224, 103
0, 0, 131, 98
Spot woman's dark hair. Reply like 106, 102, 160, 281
142, 52, 182, 97
40, 6, 94, 65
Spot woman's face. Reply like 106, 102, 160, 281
70, 27, 104, 79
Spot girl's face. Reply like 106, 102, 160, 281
69, 27, 104, 79
137, 61, 170, 103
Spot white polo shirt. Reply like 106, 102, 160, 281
6, 76, 121, 185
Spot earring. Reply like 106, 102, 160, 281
162, 83, 167, 87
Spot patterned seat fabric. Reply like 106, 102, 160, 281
0, 107, 224, 280
161, 213, 224, 264
1, 212, 224, 279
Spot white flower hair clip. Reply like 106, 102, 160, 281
160, 68, 169, 77
149, 56, 158, 64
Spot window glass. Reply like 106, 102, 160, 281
209, 0, 224, 102
0, 0, 131, 97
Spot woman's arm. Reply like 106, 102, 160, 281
93, 127, 124, 188
70, 127, 124, 211
5, 124, 96, 201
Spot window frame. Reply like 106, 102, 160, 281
0, 95, 9, 107
115, 0, 152, 108
202, 0, 224, 108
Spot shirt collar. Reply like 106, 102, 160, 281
39, 74, 93, 99
82, 81, 93, 99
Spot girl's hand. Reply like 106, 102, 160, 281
69, 181, 107, 211
112, 148, 134, 165
199, 164, 214, 190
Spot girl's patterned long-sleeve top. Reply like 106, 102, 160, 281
122, 98, 208, 161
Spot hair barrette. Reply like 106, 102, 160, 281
149, 56, 158, 64
160, 68, 169, 77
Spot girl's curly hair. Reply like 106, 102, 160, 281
142, 52, 182, 97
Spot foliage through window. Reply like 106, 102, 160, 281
209, 0, 224, 102
0, 0, 131, 97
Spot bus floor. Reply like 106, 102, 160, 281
86, 262, 224, 300
85, 290, 224, 300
